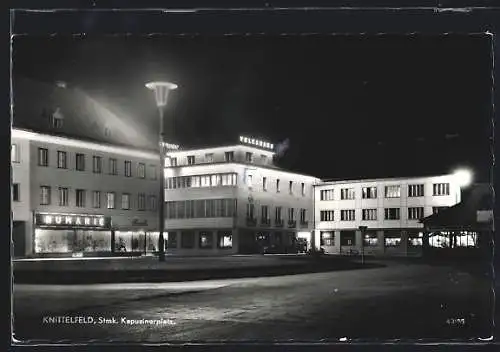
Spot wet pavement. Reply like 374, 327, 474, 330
13, 261, 494, 343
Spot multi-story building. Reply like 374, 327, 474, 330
313, 175, 463, 257
11, 127, 161, 257
162, 136, 321, 256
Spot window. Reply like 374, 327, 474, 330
187, 155, 195, 165
301, 183, 306, 196
38, 148, 49, 167
224, 151, 234, 162
217, 231, 233, 249
138, 193, 146, 211
432, 206, 448, 214
384, 208, 401, 220
199, 231, 213, 248
275, 206, 283, 221
75, 153, 85, 171
363, 232, 378, 247
181, 231, 195, 249
12, 183, 20, 201
124, 161, 132, 177
205, 153, 214, 163
260, 154, 267, 164
288, 208, 295, 221
40, 186, 51, 205
11, 144, 20, 163
276, 179, 281, 192
93, 156, 102, 173
320, 210, 334, 221
149, 165, 157, 180
289, 181, 293, 194
247, 174, 253, 188
362, 209, 377, 221
106, 192, 116, 209
57, 151, 67, 169
137, 163, 146, 178
341, 188, 355, 200
433, 183, 450, 196
149, 195, 157, 211
92, 191, 101, 208
408, 232, 423, 247
340, 209, 355, 221
170, 157, 178, 167
340, 231, 356, 246
362, 187, 377, 199
246, 203, 255, 219
408, 184, 424, 197
245, 152, 253, 162
109, 158, 118, 175
384, 230, 401, 247
261, 205, 269, 221
300, 209, 307, 223
320, 231, 335, 246
76, 189, 86, 207
263, 177, 267, 191
121, 193, 130, 210
385, 185, 401, 198
58, 187, 68, 206
408, 207, 424, 220
320, 189, 334, 201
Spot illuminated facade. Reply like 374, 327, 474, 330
162, 136, 320, 256
313, 175, 463, 257
11, 128, 161, 257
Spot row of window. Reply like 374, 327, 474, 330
165, 199, 237, 219
167, 231, 233, 249
245, 204, 308, 223
320, 230, 423, 247
169, 151, 268, 166
31, 146, 157, 179
319, 206, 448, 222
38, 186, 157, 211
248, 176, 307, 196
166, 173, 238, 189
319, 183, 450, 201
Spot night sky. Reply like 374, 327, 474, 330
12, 35, 493, 181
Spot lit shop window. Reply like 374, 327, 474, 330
320, 231, 334, 246
340, 209, 355, 221
363, 232, 379, 247
384, 231, 401, 247
35, 229, 111, 254
408, 207, 424, 220
57, 151, 67, 169
341, 188, 355, 200
385, 185, 401, 198
11, 143, 20, 163
408, 232, 423, 247
199, 231, 213, 249
408, 184, 424, 197
320, 189, 334, 201
362, 209, 377, 221
384, 208, 400, 220
320, 210, 334, 222
362, 187, 377, 199
433, 183, 450, 196
217, 231, 233, 249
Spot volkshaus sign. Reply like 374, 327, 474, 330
35, 213, 111, 229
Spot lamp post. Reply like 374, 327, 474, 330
358, 226, 367, 265
146, 81, 178, 262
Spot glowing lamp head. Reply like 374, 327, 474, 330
145, 81, 178, 107
453, 169, 473, 187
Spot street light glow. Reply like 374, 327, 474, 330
453, 169, 473, 187
145, 81, 178, 107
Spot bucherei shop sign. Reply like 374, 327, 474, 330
35, 213, 111, 228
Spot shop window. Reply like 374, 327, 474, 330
181, 231, 195, 249
340, 230, 356, 246
166, 232, 177, 249
384, 231, 402, 247
363, 232, 378, 247
320, 231, 335, 246
408, 232, 423, 247
199, 231, 213, 249
217, 231, 233, 249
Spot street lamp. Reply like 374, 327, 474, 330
453, 168, 473, 188
146, 81, 178, 262
358, 226, 367, 265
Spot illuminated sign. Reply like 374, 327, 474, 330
161, 142, 180, 150
35, 213, 111, 229
239, 136, 274, 150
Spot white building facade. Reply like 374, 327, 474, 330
313, 175, 463, 257
11, 128, 161, 257
162, 138, 320, 256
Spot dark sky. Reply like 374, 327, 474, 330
12, 35, 493, 181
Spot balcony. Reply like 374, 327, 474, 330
300, 221, 309, 228
275, 219, 284, 228
246, 217, 257, 227
287, 220, 297, 228
260, 218, 271, 226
